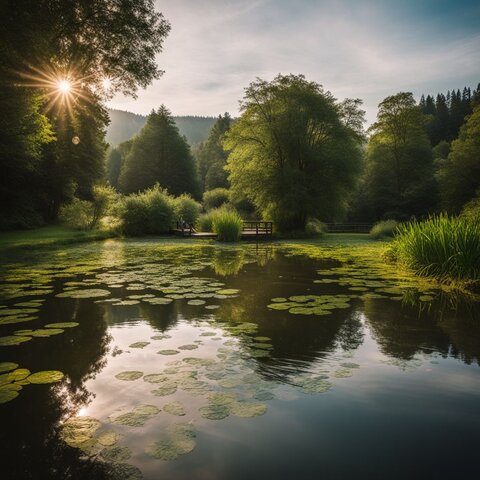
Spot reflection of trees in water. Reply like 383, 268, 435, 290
210, 255, 364, 383
0, 300, 114, 479
363, 297, 480, 365
211, 244, 275, 277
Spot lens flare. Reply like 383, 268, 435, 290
57, 80, 71, 93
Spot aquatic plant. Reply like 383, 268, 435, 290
212, 210, 243, 242
389, 215, 480, 283
369, 220, 399, 239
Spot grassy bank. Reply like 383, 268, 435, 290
0, 226, 113, 250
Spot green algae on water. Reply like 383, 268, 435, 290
101, 445, 132, 462
230, 401, 267, 417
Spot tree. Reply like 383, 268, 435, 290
119, 106, 199, 197
195, 113, 232, 191
0, 0, 170, 228
224, 74, 365, 231
437, 105, 480, 212
363, 92, 437, 220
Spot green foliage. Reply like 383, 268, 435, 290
195, 113, 232, 191
120, 185, 174, 236
361, 92, 437, 220
173, 194, 202, 225
212, 210, 243, 242
461, 192, 480, 222
305, 219, 327, 236
369, 220, 399, 239
197, 206, 234, 232
436, 105, 480, 213
389, 215, 480, 282
224, 74, 364, 231
119, 106, 199, 197
203, 188, 230, 210
59, 199, 94, 230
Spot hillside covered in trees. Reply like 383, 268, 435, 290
106, 109, 216, 147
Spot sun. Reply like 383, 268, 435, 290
57, 79, 71, 93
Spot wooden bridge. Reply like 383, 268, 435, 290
172, 221, 273, 239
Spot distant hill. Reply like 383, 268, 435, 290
106, 109, 216, 147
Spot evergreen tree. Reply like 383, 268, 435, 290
119, 106, 199, 197
195, 113, 232, 192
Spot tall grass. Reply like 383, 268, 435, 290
389, 214, 480, 282
370, 220, 399, 239
212, 210, 243, 242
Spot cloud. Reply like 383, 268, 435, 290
108, 0, 480, 125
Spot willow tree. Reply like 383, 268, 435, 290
224, 75, 365, 230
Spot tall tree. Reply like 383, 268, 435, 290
0, 0, 170, 228
224, 74, 365, 230
363, 92, 437, 220
119, 106, 199, 197
195, 113, 232, 192
437, 104, 480, 212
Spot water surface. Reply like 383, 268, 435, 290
1, 237, 479, 479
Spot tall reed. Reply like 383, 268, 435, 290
390, 214, 480, 281
212, 210, 243, 242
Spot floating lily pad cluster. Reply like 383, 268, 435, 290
0, 363, 64, 404
268, 294, 352, 316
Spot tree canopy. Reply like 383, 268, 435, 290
360, 92, 437, 220
224, 74, 365, 230
119, 106, 199, 197
436, 105, 480, 213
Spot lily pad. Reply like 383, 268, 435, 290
0, 386, 20, 404
178, 344, 198, 350
334, 368, 353, 378
15, 328, 64, 337
157, 350, 180, 356
163, 401, 186, 416
96, 431, 121, 447
151, 384, 177, 396
60, 416, 101, 448
0, 335, 32, 346
28, 370, 64, 384
128, 342, 150, 349
187, 299, 206, 306
0, 362, 19, 373
100, 445, 131, 462
230, 402, 267, 417
145, 423, 196, 460
56, 289, 111, 298
199, 404, 230, 420
216, 289, 239, 295
115, 371, 143, 381
44, 322, 79, 328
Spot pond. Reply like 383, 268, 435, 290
1, 236, 479, 480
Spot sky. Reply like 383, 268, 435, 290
108, 0, 480, 124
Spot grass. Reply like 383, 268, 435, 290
388, 215, 480, 284
0, 226, 112, 250
212, 210, 243, 242
369, 220, 399, 239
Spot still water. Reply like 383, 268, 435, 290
0, 237, 479, 480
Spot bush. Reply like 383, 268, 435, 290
305, 218, 327, 236
203, 188, 230, 210
173, 194, 202, 226
212, 209, 243, 242
59, 198, 93, 230
370, 220, 399, 239
120, 185, 175, 236
461, 193, 480, 222
388, 214, 480, 282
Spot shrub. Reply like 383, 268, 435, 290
212, 209, 243, 242
370, 220, 399, 239
59, 198, 93, 230
389, 214, 480, 282
461, 193, 480, 222
91, 185, 119, 228
120, 185, 175, 236
305, 218, 327, 236
203, 188, 230, 210
173, 194, 202, 226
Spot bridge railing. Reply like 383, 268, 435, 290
242, 221, 273, 236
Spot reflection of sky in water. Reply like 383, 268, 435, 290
1, 239, 480, 479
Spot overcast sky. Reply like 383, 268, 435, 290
108, 0, 480, 124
